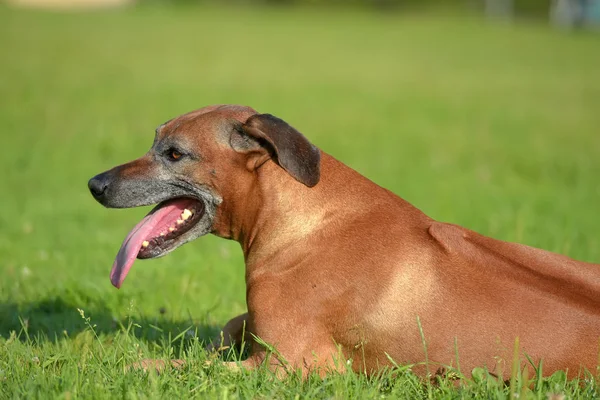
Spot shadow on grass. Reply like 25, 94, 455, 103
0, 297, 221, 347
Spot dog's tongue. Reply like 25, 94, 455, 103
110, 199, 193, 288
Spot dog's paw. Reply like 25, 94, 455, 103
126, 359, 185, 373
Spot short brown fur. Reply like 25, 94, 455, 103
93, 105, 600, 378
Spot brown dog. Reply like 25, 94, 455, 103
89, 104, 600, 378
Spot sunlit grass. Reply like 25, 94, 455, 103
0, 4, 599, 398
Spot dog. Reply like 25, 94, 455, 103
88, 104, 600, 379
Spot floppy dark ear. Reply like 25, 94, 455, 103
238, 113, 321, 187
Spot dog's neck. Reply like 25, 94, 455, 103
236, 153, 337, 260
212, 152, 420, 279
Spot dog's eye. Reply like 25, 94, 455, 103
167, 149, 183, 161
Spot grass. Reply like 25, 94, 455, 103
0, 3, 599, 398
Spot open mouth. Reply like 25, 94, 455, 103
110, 197, 205, 288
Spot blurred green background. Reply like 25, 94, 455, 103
0, 0, 599, 397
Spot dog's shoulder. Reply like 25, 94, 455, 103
428, 221, 600, 310
426, 221, 480, 256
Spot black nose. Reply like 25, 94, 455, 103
88, 173, 109, 200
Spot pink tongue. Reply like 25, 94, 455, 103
110, 198, 195, 288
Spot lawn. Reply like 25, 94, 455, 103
0, 3, 599, 398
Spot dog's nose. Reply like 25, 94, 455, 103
88, 173, 109, 200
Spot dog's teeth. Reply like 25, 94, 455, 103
142, 241, 149, 248
181, 209, 192, 220
176, 219, 184, 225
160, 232, 165, 237
169, 227, 175, 232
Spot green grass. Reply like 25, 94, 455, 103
1, 3, 600, 398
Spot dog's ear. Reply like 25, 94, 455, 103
230, 113, 321, 187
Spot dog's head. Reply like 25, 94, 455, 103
88, 104, 320, 288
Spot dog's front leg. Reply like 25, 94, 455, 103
128, 313, 251, 374
208, 312, 250, 353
